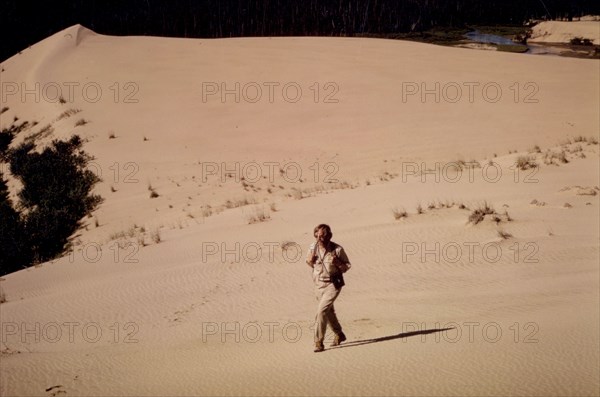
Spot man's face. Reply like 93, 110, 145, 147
316, 228, 330, 244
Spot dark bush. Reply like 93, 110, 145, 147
571, 37, 594, 46
1, 132, 102, 275
0, 121, 29, 160
0, 174, 30, 273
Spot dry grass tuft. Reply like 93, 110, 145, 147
246, 206, 271, 224
497, 229, 512, 239
150, 229, 161, 244
468, 201, 496, 225
515, 155, 538, 170
392, 207, 408, 220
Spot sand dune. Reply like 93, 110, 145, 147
530, 20, 600, 44
1, 24, 598, 244
0, 25, 599, 396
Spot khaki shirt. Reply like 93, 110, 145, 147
307, 241, 351, 285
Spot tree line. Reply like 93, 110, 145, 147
2, 0, 598, 61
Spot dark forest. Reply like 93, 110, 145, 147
1, 0, 599, 61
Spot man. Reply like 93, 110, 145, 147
306, 224, 351, 352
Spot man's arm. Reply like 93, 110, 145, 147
333, 246, 351, 273
306, 243, 317, 268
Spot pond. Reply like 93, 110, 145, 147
463, 30, 581, 57
464, 30, 520, 46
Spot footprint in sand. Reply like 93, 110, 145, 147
45, 385, 66, 396
165, 303, 197, 324
0, 347, 21, 356
559, 185, 599, 196
530, 199, 546, 206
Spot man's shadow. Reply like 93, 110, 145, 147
328, 327, 454, 350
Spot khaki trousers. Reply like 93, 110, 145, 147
314, 282, 343, 343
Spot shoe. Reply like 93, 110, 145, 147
331, 332, 347, 347
314, 342, 325, 352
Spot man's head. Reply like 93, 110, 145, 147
314, 224, 333, 244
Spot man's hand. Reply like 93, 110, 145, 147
332, 253, 349, 273
306, 248, 317, 268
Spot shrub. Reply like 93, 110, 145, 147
1, 133, 102, 274
281, 241, 297, 254
497, 229, 512, 239
151, 229, 161, 243
571, 37, 593, 46
246, 206, 271, 224
543, 150, 569, 165
57, 109, 80, 121
290, 188, 303, 200
0, 174, 29, 272
515, 155, 538, 170
468, 202, 495, 225
1, 121, 31, 159
392, 207, 408, 220
557, 151, 569, 163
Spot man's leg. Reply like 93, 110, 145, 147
315, 284, 341, 346
327, 295, 347, 346
326, 303, 343, 335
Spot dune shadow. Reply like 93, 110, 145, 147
328, 327, 454, 350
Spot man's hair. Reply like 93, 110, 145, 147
313, 224, 333, 239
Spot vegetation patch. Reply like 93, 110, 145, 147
1, 118, 102, 275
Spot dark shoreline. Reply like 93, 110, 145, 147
357, 25, 599, 59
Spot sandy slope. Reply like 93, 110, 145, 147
530, 20, 600, 44
0, 25, 599, 396
1, 24, 598, 244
